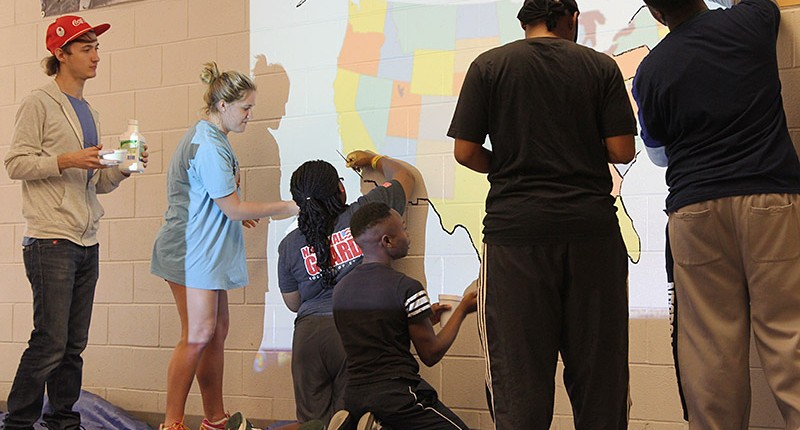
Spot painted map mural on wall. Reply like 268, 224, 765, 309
250, 0, 724, 354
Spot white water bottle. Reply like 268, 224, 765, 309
120, 119, 144, 173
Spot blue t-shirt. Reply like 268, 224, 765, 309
277, 180, 407, 320
66, 93, 98, 179
151, 120, 246, 290
633, 0, 800, 212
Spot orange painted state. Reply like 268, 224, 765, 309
338, 24, 384, 76
387, 81, 421, 139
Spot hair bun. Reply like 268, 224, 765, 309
199, 61, 221, 85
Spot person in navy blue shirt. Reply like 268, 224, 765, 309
634, 0, 800, 428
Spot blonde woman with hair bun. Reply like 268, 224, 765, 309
151, 62, 299, 430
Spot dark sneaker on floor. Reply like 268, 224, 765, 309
327, 410, 350, 430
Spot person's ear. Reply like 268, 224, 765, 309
380, 234, 392, 248
55, 47, 67, 62
218, 100, 227, 112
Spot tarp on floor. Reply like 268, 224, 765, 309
1, 390, 151, 430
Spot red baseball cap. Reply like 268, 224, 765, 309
46, 15, 110, 55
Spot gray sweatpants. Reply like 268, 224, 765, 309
291, 315, 347, 424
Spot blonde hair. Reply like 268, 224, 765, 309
200, 62, 257, 115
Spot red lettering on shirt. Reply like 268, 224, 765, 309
301, 227, 364, 277
301, 246, 320, 276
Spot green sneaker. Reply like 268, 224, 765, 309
297, 420, 324, 430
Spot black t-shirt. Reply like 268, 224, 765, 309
448, 37, 637, 244
332, 263, 433, 387
278, 181, 407, 320
633, 0, 800, 212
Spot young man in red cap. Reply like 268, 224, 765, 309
3, 15, 147, 430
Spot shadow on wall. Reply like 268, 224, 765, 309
233, 53, 292, 306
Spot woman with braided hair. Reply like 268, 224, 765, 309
448, 0, 636, 428
277, 151, 414, 428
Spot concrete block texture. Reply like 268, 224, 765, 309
134, 0, 188, 47
0, 225, 15, 263
0, 66, 15, 106
0, 1, 796, 428
188, 0, 247, 39
110, 46, 163, 92
162, 39, 217, 87
0, 303, 12, 341
108, 305, 160, 347
96, 262, 135, 304
0, 2, 14, 27
135, 86, 190, 132
0, 24, 36, 67
15, 62, 51, 104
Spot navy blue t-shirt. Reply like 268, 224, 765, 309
633, 0, 800, 212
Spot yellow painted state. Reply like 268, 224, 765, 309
333, 68, 374, 150
348, 0, 388, 34
616, 196, 641, 263
431, 164, 489, 254
411, 50, 456, 96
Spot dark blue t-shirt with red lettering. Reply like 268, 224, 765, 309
278, 180, 407, 320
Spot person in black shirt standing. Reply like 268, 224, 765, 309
633, 0, 800, 428
447, 0, 637, 428
333, 202, 478, 430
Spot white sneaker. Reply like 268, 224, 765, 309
356, 412, 382, 430
328, 410, 350, 430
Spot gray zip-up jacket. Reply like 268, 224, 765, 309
4, 80, 127, 246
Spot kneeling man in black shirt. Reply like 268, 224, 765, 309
332, 202, 478, 430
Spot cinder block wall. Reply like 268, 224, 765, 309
0, 1, 797, 429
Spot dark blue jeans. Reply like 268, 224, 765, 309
3, 239, 99, 430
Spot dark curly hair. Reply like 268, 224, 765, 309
290, 160, 347, 288
518, 0, 580, 31
644, 0, 696, 12
350, 202, 393, 241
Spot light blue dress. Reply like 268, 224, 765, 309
151, 120, 247, 290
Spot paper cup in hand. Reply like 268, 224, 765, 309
438, 294, 462, 328
100, 149, 126, 164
